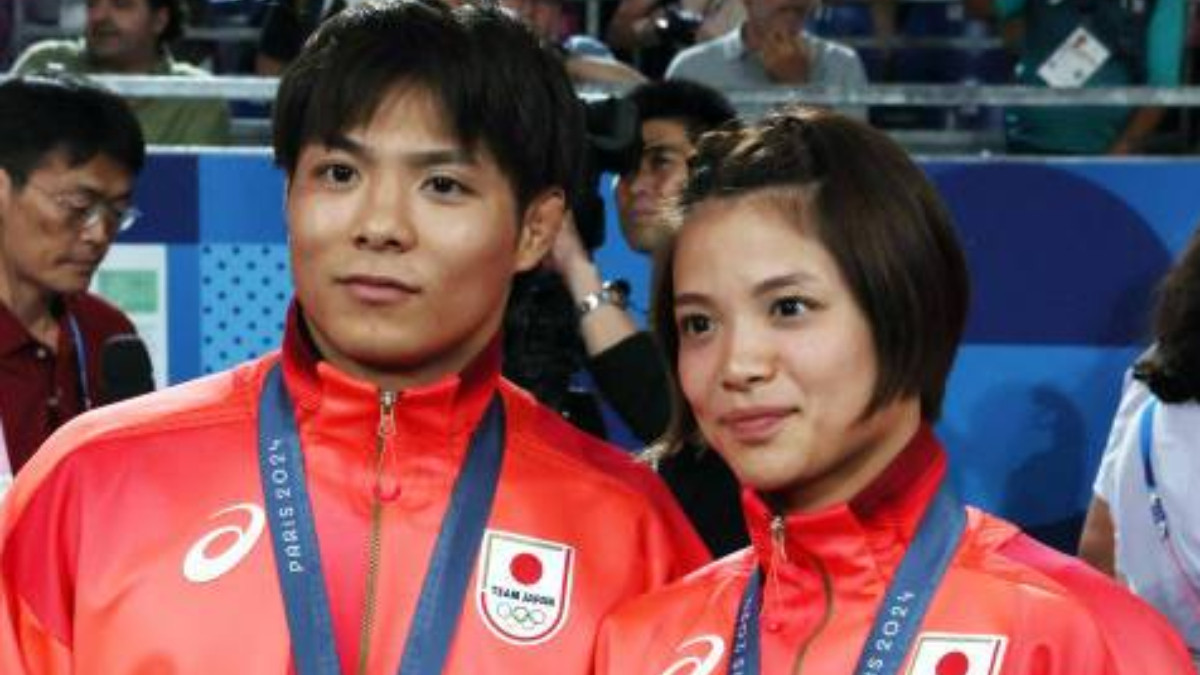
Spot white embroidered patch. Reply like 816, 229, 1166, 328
475, 529, 574, 646
904, 632, 1007, 675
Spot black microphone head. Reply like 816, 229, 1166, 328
100, 333, 155, 403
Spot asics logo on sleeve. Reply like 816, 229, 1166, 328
660, 635, 726, 675
183, 503, 266, 583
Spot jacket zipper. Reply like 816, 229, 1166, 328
356, 389, 396, 675
767, 514, 834, 675
766, 515, 788, 616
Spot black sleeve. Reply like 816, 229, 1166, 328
586, 331, 671, 444
658, 447, 749, 557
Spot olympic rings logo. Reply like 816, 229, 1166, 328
496, 602, 548, 629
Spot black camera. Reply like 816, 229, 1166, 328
570, 95, 641, 252
654, 5, 702, 47
501, 95, 641, 439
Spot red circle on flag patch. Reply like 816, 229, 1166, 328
936, 651, 969, 675
510, 553, 543, 585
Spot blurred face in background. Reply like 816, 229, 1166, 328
621, 117, 693, 254
85, 0, 167, 72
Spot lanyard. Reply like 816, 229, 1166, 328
1137, 398, 1200, 622
257, 364, 506, 675
729, 481, 965, 675
65, 314, 91, 410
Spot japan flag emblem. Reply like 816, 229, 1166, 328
904, 633, 1007, 675
476, 529, 574, 645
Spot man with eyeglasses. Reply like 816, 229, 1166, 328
0, 76, 145, 475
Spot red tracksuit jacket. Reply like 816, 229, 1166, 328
596, 426, 1193, 675
0, 311, 709, 673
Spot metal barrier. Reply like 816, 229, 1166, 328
65, 75, 1200, 108
5, 74, 1197, 152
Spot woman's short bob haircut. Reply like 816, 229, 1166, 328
272, 0, 584, 214
652, 105, 970, 456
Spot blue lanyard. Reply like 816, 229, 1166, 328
257, 364, 506, 675
729, 481, 965, 675
1138, 398, 1168, 537
65, 314, 91, 410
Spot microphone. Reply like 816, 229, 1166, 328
100, 334, 156, 403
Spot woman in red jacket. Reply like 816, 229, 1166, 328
595, 106, 1194, 675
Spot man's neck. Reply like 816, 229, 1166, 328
0, 276, 60, 346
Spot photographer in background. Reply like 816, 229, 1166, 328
539, 80, 749, 556
606, 0, 742, 77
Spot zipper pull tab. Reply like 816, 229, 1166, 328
378, 390, 397, 437
770, 514, 788, 564
763, 514, 788, 634
374, 390, 400, 501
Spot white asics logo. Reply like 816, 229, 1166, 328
660, 635, 726, 675
182, 503, 266, 583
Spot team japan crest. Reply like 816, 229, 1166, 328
476, 529, 574, 645
904, 632, 1007, 675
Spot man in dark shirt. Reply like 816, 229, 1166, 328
0, 76, 145, 474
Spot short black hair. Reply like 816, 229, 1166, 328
0, 76, 145, 188
148, 0, 186, 46
1134, 225, 1200, 403
653, 106, 969, 455
626, 79, 739, 143
272, 0, 585, 212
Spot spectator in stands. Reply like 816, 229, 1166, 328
545, 80, 748, 556
0, 76, 144, 475
13, 0, 232, 146
609, 0, 891, 80
1080, 224, 1200, 669
260, 0, 645, 83
255, 0, 364, 75
606, 0, 745, 78
499, 0, 648, 84
966, 0, 1186, 154
595, 103, 1194, 675
664, 0, 867, 116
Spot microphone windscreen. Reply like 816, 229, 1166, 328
100, 334, 155, 403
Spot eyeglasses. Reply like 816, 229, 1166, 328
25, 182, 142, 234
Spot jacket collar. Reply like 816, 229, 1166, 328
279, 302, 501, 451
742, 424, 947, 580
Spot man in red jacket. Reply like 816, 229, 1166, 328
0, 2, 708, 673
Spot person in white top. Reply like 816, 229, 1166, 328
1080, 224, 1200, 671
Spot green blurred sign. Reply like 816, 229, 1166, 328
97, 269, 159, 314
